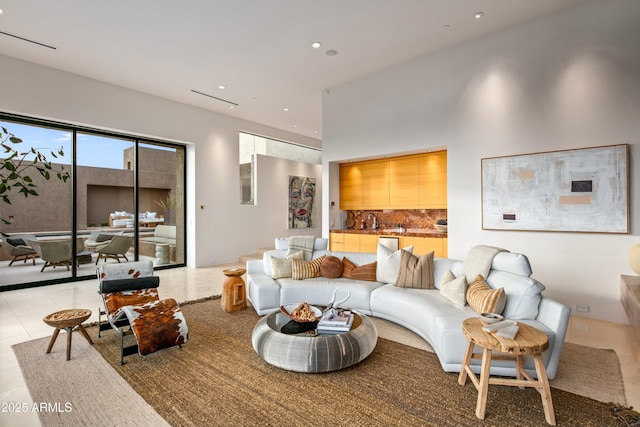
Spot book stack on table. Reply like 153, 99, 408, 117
317, 310, 354, 334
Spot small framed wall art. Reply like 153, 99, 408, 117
481, 144, 628, 233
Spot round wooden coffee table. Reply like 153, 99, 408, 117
252, 309, 377, 373
43, 309, 94, 361
458, 317, 555, 425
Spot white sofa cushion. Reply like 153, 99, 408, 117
275, 237, 329, 251
492, 252, 533, 277
487, 270, 545, 320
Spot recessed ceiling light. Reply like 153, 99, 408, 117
325, 49, 338, 56
229, 105, 234, 109
283, 108, 289, 112
443, 24, 450, 29
218, 85, 226, 90
474, 11, 484, 19
311, 42, 321, 49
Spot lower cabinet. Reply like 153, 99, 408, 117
329, 232, 447, 257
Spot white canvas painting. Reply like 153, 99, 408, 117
482, 145, 628, 233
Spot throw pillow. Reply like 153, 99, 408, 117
96, 233, 115, 242
376, 243, 414, 284
466, 275, 506, 314
270, 252, 304, 279
440, 270, 467, 307
291, 255, 326, 280
394, 250, 434, 289
7, 238, 26, 246
320, 256, 343, 278
351, 261, 378, 282
341, 257, 357, 279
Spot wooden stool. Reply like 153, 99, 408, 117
222, 268, 247, 312
43, 309, 94, 361
458, 317, 555, 425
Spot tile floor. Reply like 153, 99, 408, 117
1, 264, 639, 426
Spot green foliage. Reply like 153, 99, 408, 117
1, 126, 70, 224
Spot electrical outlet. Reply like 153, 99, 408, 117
574, 304, 590, 313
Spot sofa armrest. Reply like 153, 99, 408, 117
246, 259, 265, 275
535, 296, 571, 379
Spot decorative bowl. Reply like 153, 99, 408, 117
280, 303, 322, 323
434, 224, 448, 233
480, 312, 504, 325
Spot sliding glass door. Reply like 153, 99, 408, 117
0, 115, 186, 290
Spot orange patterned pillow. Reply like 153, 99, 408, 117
351, 261, 377, 282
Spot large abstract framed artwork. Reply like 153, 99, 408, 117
482, 144, 628, 233
288, 176, 316, 229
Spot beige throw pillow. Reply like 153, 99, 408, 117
270, 251, 304, 279
394, 250, 434, 289
440, 269, 467, 307
466, 275, 506, 314
291, 256, 326, 280
376, 243, 414, 284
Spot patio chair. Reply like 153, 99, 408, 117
96, 260, 189, 364
84, 230, 123, 251
95, 235, 134, 264
1, 234, 37, 266
26, 238, 85, 272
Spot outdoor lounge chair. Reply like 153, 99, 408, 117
95, 235, 134, 264
96, 260, 188, 364
26, 238, 85, 272
1, 234, 37, 266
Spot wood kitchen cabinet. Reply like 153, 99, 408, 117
362, 160, 389, 209
389, 156, 420, 208
339, 151, 446, 210
339, 163, 363, 209
330, 232, 447, 258
419, 151, 447, 208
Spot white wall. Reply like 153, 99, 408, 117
322, 0, 640, 323
0, 54, 322, 267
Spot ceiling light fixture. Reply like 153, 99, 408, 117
325, 49, 338, 56
474, 11, 484, 19
311, 42, 321, 49
283, 108, 289, 112
218, 85, 226, 90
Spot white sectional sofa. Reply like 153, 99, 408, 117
246, 237, 571, 379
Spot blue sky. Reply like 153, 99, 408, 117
1, 121, 172, 169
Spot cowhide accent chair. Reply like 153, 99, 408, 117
96, 260, 188, 364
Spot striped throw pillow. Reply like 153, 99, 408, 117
351, 261, 377, 282
394, 250, 434, 289
291, 255, 326, 280
466, 275, 506, 314
341, 257, 357, 279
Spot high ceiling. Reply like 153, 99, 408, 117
0, 1, 589, 140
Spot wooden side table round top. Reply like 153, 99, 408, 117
458, 317, 555, 425
43, 308, 94, 361
222, 268, 247, 313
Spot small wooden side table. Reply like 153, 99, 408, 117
43, 309, 94, 361
222, 268, 247, 313
458, 317, 555, 425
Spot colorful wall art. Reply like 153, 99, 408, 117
482, 144, 628, 233
288, 176, 316, 229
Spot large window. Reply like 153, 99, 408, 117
239, 132, 321, 205
0, 115, 186, 290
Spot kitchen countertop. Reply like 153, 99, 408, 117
330, 228, 447, 238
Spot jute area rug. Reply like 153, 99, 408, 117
13, 297, 640, 427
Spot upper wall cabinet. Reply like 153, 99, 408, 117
419, 151, 447, 208
339, 163, 363, 209
340, 151, 447, 210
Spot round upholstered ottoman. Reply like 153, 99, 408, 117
252, 309, 377, 373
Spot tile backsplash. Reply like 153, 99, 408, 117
345, 209, 447, 230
